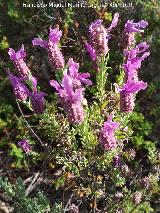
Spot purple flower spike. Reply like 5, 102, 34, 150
63, 101, 85, 124
123, 42, 150, 82
100, 114, 119, 151
88, 19, 109, 56
50, 73, 85, 124
8, 73, 29, 101
32, 27, 64, 70
30, 92, 47, 114
8, 45, 30, 77
48, 43, 65, 70
120, 79, 147, 113
18, 139, 31, 153
86, 13, 119, 70
120, 91, 135, 113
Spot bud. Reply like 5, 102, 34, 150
132, 192, 142, 204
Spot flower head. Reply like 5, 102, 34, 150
100, 114, 119, 151
29, 77, 47, 114
18, 139, 31, 153
50, 73, 85, 124
119, 78, 147, 113
50, 74, 84, 104
8, 72, 29, 101
8, 45, 30, 77
86, 13, 119, 69
123, 42, 150, 77
32, 27, 64, 70
30, 92, 46, 114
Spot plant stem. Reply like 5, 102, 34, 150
16, 100, 47, 151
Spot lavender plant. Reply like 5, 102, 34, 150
4, 13, 159, 213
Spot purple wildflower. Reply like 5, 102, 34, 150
123, 20, 148, 48
50, 73, 85, 124
125, 20, 148, 33
86, 13, 119, 64
100, 114, 119, 151
29, 77, 47, 114
123, 42, 150, 81
18, 139, 31, 153
119, 40, 149, 113
32, 27, 64, 70
30, 92, 46, 114
120, 91, 135, 113
119, 79, 147, 113
8, 45, 30, 77
67, 58, 92, 88
8, 72, 29, 101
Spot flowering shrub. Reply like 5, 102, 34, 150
2, 11, 159, 213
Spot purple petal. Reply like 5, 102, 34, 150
136, 42, 150, 53
79, 78, 92, 85
8, 48, 16, 61
85, 43, 96, 61
32, 38, 48, 48
138, 20, 148, 28
67, 58, 79, 70
124, 80, 147, 93
49, 28, 62, 44
68, 66, 78, 78
72, 88, 84, 103
141, 51, 150, 60
50, 80, 61, 92
8, 44, 26, 61
79, 73, 90, 78
17, 44, 26, 59
108, 13, 119, 31
125, 20, 148, 33
31, 76, 37, 93
89, 19, 103, 32
62, 74, 73, 97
